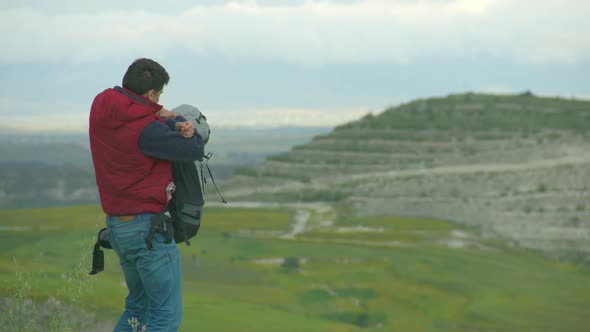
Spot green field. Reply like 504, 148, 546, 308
1, 205, 589, 331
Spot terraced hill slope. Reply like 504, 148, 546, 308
223, 92, 590, 261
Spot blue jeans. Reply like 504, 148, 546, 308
106, 214, 182, 332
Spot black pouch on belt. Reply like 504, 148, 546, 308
145, 214, 174, 250
89, 228, 111, 275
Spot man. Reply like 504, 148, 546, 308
89, 58, 205, 331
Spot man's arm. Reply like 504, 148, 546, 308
138, 120, 205, 162
163, 115, 187, 131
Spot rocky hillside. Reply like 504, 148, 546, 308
224, 92, 590, 261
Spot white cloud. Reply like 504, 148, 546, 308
1, 98, 90, 132
1, 96, 370, 131
205, 106, 371, 128
0, 0, 589, 65
481, 84, 513, 94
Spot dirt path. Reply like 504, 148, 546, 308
281, 209, 310, 239
343, 153, 590, 183
225, 153, 590, 197
209, 201, 334, 239
209, 202, 489, 250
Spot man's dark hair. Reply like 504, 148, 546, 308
122, 58, 170, 95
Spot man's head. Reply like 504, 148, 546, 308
122, 58, 170, 104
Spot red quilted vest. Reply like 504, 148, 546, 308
89, 87, 172, 216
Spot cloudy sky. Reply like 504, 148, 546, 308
1, 0, 589, 131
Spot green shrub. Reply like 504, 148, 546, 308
281, 257, 300, 269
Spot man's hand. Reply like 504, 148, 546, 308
175, 121, 195, 138
157, 108, 177, 119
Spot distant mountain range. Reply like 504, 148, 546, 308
225, 92, 590, 262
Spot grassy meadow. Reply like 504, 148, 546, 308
0, 204, 589, 331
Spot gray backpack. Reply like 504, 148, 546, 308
172, 104, 211, 144
90, 104, 225, 275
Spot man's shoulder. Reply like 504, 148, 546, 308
93, 87, 117, 100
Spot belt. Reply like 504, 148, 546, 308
117, 215, 135, 222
